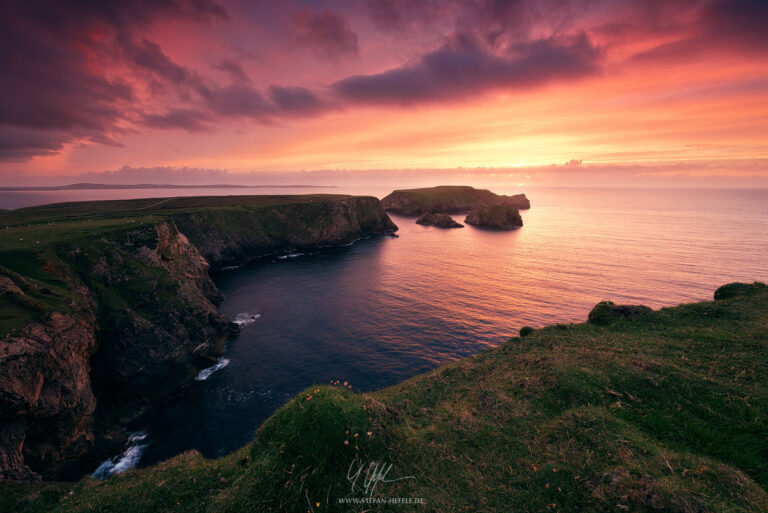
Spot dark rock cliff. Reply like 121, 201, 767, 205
464, 204, 523, 230
0, 195, 397, 482
415, 213, 464, 228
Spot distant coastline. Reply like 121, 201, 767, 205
0, 183, 337, 191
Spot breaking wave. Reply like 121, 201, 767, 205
195, 358, 230, 381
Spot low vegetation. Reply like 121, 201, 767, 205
3, 282, 767, 512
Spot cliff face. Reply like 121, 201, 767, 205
0, 195, 397, 482
172, 196, 397, 267
382, 186, 530, 215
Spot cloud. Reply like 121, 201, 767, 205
365, 0, 438, 33
141, 108, 213, 132
633, 0, 768, 61
334, 33, 600, 105
214, 59, 253, 84
268, 86, 330, 115
0, 0, 227, 161
292, 6, 359, 59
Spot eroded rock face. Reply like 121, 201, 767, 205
464, 204, 523, 230
382, 186, 529, 215
172, 197, 398, 267
415, 213, 464, 228
0, 277, 97, 482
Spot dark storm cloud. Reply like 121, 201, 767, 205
292, 6, 359, 59
333, 33, 600, 105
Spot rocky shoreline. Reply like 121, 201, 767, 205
0, 195, 397, 482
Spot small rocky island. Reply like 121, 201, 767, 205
464, 204, 523, 230
416, 213, 463, 228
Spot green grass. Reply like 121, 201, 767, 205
4, 283, 768, 512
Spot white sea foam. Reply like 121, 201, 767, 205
221, 265, 241, 271
92, 431, 149, 479
195, 358, 230, 381
233, 312, 261, 326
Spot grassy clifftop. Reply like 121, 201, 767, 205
4, 282, 767, 512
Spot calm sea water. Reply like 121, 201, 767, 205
3, 187, 767, 472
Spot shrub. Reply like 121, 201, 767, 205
714, 282, 768, 300
519, 326, 534, 337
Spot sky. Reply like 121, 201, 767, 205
1, 0, 767, 187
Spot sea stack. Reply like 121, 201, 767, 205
464, 204, 523, 230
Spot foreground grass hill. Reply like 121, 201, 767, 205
3, 282, 767, 512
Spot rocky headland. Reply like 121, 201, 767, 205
381, 185, 529, 215
0, 195, 397, 482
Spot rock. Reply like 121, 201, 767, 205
415, 213, 463, 228
587, 301, 652, 326
464, 204, 523, 230
382, 185, 529, 215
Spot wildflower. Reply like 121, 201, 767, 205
545, 483, 550, 489
344, 440, 349, 446
343, 381, 348, 386
367, 431, 372, 436
353, 433, 358, 438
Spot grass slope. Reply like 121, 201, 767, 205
3, 283, 768, 512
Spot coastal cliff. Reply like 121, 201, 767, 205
0, 195, 397, 482
382, 185, 530, 215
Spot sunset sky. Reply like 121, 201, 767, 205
1, 0, 767, 186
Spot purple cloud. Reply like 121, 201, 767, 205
141, 108, 213, 132
333, 33, 601, 105
268, 86, 329, 115
292, 6, 359, 59
214, 59, 253, 84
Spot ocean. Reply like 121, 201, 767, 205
3, 186, 767, 473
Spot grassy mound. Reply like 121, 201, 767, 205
4, 283, 768, 512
